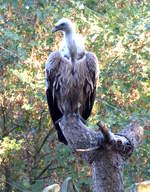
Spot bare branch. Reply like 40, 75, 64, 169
32, 161, 53, 183
36, 130, 51, 155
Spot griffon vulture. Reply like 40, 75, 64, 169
45, 18, 99, 145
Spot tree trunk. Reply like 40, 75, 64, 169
59, 114, 143, 192
92, 151, 124, 192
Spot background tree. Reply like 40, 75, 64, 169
0, 0, 149, 191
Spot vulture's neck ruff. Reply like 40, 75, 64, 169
52, 18, 84, 73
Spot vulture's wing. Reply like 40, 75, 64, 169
82, 52, 99, 120
45, 51, 68, 145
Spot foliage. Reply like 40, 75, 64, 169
0, 136, 24, 164
0, 0, 149, 191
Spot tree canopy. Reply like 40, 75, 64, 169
0, 0, 149, 191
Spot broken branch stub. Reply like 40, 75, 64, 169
59, 115, 143, 162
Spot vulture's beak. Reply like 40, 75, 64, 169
52, 26, 58, 33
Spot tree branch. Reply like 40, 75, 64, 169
32, 161, 53, 184
36, 130, 51, 155
59, 114, 144, 192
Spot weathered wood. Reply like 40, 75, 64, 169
59, 114, 103, 163
59, 115, 143, 192
43, 184, 60, 192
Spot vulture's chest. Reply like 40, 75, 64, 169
50, 56, 94, 114
56, 59, 89, 95
53, 59, 92, 113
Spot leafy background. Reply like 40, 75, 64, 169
0, 0, 149, 191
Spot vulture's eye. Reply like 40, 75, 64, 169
60, 23, 65, 27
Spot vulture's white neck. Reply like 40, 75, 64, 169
64, 30, 77, 65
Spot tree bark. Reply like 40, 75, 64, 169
59, 114, 143, 192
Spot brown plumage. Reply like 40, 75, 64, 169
45, 18, 99, 144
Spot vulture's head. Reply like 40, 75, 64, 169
52, 18, 75, 34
